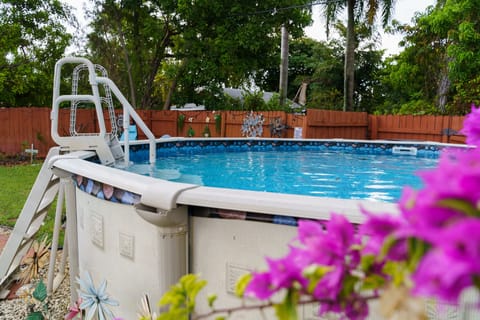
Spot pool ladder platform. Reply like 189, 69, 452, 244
0, 57, 157, 298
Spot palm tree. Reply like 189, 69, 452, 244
323, 0, 397, 111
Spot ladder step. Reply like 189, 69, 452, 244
24, 212, 48, 240
0, 287, 10, 300
37, 183, 60, 214
3, 238, 35, 281
47, 175, 60, 187
52, 273, 66, 292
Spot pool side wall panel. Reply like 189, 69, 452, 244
75, 190, 187, 320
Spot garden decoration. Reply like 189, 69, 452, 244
25, 279, 49, 320
64, 298, 82, 320
154, 105, 480, 320
202, 125, 211, 137
187, 126, 195, 137
137, 294, 157, 319
241, 111, 264, 137
75, 271, 118, 320
20, 237, 50, 285
177, 114, 185, 133
269, 117, 287, 137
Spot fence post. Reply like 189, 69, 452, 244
370, 115, 378, 140
441, 115, 450, 144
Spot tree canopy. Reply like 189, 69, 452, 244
0, 0, 75, 107
375, 0, 480, 115
2, 0, 480, 116
85, 0, 312, 109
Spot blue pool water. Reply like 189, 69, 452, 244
128, 142, 439, 202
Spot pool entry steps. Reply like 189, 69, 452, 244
0, 57, 156, 298
0, 148, 60, 297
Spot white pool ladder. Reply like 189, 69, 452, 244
0, 57, 157, 298
51, 56, 156, 166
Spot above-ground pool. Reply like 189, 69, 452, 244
50, 138, 465, 320
127, 138, 440, 203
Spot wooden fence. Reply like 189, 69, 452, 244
370, 114, 466, 144
0, 107, 466, 158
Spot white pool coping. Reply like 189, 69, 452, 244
49, 151, 399, 224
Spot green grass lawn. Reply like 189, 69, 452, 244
0, 162, 59, 240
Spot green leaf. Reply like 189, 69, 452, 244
33, 280, 47, 302
26, 311, 44, 320
438, 198, 479, 217
207, 293, 217, 308
382, 261, 406, 286
274, 289, 299, 320
234, 273, 252, 297
340, 274, 357, 298
361, 274, 386, 291
379, 234, 397, 261
303, 264, 333, 294
158, 273, 207, 318
407, 238, 428, 271
360, 254, 376, 271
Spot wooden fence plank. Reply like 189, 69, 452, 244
0, 109, 15, 155
306, 109, 368, 139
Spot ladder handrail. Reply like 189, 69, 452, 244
96, 76, 156, 164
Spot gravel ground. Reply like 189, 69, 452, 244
0, 226, 71, 320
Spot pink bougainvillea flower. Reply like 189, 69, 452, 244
427, 219, 480, 272
344, 297, 369, 320
359, 209, 408, 261
244, 271, 275, 300
411, 220, 480, 303
298, 214, 358, 266
412, 250, 473, 303
297, 219, 324, 246
461, 104, 480, 146
325, 213, 357, 251
418, 147, 480, 204
265, 254, 306, 289
398, 186, 466, 239
312, 265, 345, 301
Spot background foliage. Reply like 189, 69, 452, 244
0, 0, 75, 107
2, 0, 480, 115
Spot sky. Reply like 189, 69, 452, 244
305, 0, 436, 56
66, 0, 436, 56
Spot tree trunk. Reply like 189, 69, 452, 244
437, 54, 451, 113
141, 27, 172, 109
114, 11, 137, 109
343, 0, 356, 112
163, 58, 188, 110
279, 25, 289, 107
163, 77, 178, 110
